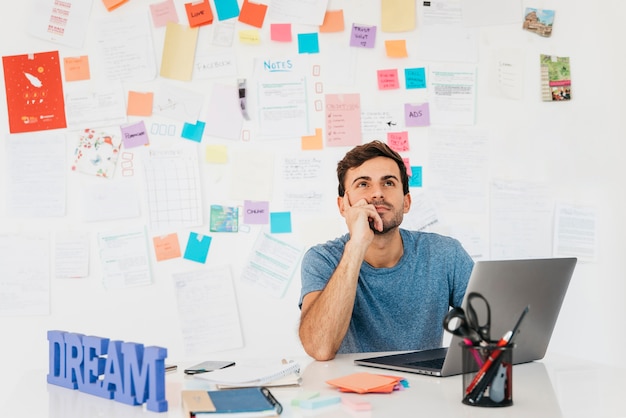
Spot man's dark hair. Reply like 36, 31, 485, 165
337, 140, 410, 197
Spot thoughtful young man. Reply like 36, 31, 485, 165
298, 141, 474, 361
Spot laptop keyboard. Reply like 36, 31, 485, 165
404, 356, 445, 369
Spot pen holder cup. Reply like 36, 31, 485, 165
460, 343, 514, 407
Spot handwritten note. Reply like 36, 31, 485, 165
325, 93, 362, 146
350, 23, 376, 48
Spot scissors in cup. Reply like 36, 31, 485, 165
443, 291, 492, 345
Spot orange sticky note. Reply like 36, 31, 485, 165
153, 234, 181, 261
385, 39, 408, 58
185, 0, 214, 27
63, 56, 90, 82
326, 372, 403, 394
319, 10, 344, 33
101, 0, 128, 12
238, 0, 267, 28
127, 91, 154, 116
302, 128, 323, 150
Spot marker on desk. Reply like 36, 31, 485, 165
464, 338, 484, 367
465, 305, 530, 398
464, 330, 512, 396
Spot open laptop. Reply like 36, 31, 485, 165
354, 257, 577, 377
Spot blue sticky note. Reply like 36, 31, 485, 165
182, 121, 206, 143
297, 33, 319, 54
409, 166, 423, 187
184, 232, 212, 263
214, 0, 240, 20
270, 212, 292, 233
405, 67, 426, 89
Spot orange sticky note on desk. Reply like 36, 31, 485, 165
326, 372, 403, 394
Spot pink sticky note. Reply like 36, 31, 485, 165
271, 23, 292, 42
387, 131, 409, 152
377, 69, 399, 90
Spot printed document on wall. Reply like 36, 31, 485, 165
553, 203, 598, 262
490, 180, 553, 259
93, 11, 157, 82
143, 147, 203, 232
0, 234, 50, 316
5, 132, 66, 217
241, 232, 303, 298
28, 0, 94, 49
173, 266, 244, 356
429, 66, 477, 126
98, 227, 152, 289
253, 56, 311, 139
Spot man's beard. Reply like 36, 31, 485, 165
369, 201, 404, 235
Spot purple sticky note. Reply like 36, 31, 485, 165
121, 121, 149, 148
243, 200, 270, 224
404, 103, 430, 127
350, 23, 376, 48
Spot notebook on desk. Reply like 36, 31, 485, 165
355, 257, 577, 377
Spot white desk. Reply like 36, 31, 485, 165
2, 353, 625, 417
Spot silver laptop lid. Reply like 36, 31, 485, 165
441, 257, 577, 376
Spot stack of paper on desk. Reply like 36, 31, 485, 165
326, 372, 407, 394
194, 360, 301, 388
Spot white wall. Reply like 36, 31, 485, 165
2, 0, 625, 408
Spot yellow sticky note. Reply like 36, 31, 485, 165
160, 22, 199, 81
301, 128, 323, 150
205, 145, 228, 163
239, 29, 261, 45
63, 56, 90, 82
381, 0, 415, 32
385, 40, 408, 58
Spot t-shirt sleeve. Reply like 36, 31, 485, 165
299, 246, 336, 309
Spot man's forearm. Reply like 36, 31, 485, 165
299, 241, 366, 360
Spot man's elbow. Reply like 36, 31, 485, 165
303, 344, 337, 361
299, 328, 338, 361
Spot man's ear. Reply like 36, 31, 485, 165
403, 193, 412, 214
337, 195, 344, 215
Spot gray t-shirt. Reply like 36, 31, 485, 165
299, 229, 474, 354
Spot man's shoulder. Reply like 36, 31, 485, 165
305, 233, 349, 257
400, 228, 460, 245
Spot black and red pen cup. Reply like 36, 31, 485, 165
460, 342, 515, 407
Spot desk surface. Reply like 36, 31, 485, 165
2, 352, 625, 418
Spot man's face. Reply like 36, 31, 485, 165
343, 156, 411, 234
